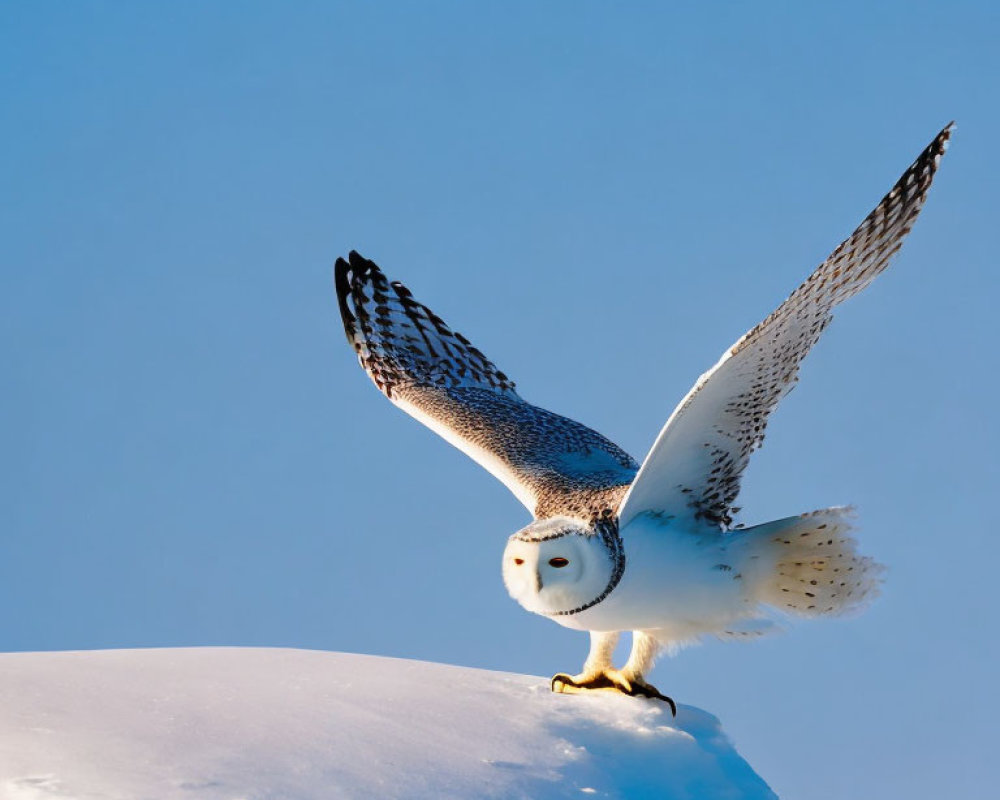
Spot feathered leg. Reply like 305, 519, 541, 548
582, 629, 619, 675
550, 630, 618, 691
622, 630, 659, 680
620, 631, 675, 713
551, 630, 675, 715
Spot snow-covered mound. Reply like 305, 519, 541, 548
0, 648, 775, 799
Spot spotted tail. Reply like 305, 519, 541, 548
740, 508, 884, 617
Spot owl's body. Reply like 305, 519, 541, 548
546, 517, 769, 637
334, 125, 951, 707
505, 507, 878, 641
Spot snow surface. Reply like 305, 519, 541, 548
0, 648, 776, 799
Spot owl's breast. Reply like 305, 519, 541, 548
553, 516, 750, 633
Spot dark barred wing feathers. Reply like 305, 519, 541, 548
335, 252, 638, 520
617, 124, 953, 530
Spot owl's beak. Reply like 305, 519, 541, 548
535, 571, 543, 592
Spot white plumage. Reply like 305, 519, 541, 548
335, 125, 952, 709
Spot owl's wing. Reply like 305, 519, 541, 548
617, 124, 953, 530
335, 251, 638, 520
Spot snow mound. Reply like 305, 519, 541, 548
0, 648, 775, 799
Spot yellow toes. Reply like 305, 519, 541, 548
549, 670, 677, 715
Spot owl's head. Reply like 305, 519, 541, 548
502, 517, 618, 617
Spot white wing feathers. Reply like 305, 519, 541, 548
617, 124, 953, 530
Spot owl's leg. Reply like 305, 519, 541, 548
550, 630, 625, 693
550, 631, 672, 716
582, 629, 619, 674
550, 631, 675, 713
619, 631, 675, 714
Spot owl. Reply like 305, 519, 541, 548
334, 125, 951, 713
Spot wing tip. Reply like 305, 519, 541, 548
938, 119, 955, 144
922, 122, 955, 175
334, 252, 368, 343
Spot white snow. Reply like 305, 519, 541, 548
0, 648, 775, 799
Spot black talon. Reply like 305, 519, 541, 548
551, 673, 576, 691
634, 684, 677, 716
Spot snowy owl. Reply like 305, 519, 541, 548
334, 125, 951, 713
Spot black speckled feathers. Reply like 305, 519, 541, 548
335, 251, 638, 521
335, 125, 952, 532
335, 253, 517, 400
617, 123, 953, 529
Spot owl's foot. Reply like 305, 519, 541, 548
550, 670, 676, 715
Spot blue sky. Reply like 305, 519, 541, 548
2, 2, 997, 797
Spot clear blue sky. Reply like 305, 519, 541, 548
2, 3, 997, 798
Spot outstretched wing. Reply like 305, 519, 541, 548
617, 124, 953, 530
335, 251, 638, 520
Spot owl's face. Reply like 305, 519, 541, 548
502, 518, 614, 616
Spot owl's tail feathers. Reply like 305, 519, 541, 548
740, 507, 884, 618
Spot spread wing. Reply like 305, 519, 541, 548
335, 251, 638, 520
617, 124, 953, 530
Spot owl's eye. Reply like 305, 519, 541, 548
513, 557, 525, 565
548, 557, 570, 568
